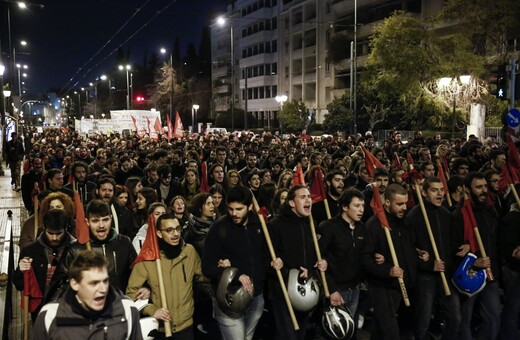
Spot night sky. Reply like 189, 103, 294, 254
1, 0, 228, 95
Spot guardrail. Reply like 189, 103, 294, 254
0, 210, 14, 340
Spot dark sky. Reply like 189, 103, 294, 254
1, 0, 228, 95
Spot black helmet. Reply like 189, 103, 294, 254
322, 304, 355, 339
216, 267, 253, 318
287, 268, 320, 312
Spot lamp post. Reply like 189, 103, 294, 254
439, 75, 471, 139
16, 63, 28, 99
118, 64, 131, 110
74, 91, 81, 117
100, 74, 112, 111
192, 104, 199, 133
160, 48, 174, 122
275, 94, 288, 134
217, 17, 235, 131
0, 63, 6, 176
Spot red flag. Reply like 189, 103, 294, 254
146, 117, 152, 136
437, 163, 449, 199
370, 186, 391, 231
310, 167, 326, 203
173, 112, 184, 138
393, 153, 401, 170
130, 115, 139, 133
166, 114, 173, 140
154, 117, 163, 137
440, 156, 450, 176
360, 144, 383, 177
506, 136, 520, 168
406, 152, 415, 166
200, 161, 209, 193
74, 191, 90, 245
133, 214, 161, 266
461, 198, 479, 253
21, 268, 42, 312
292, 165, 305, 186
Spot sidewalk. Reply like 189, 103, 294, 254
0, 168, 27, 339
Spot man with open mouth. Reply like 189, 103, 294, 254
33, 250, 142, 339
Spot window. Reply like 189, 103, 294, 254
253, 88, 258, 99
272, 85, 277, 96
266, 42, 271, 53
259, 87, 264, 98
266, 64, 271, 75
272, 18, 277, 30
272, 40, 277, 52
272, 63, 277, 75
259, 44, 264, 53
253, 67, 259, 77
266, 86, 271, 98
242, 49, 247, 58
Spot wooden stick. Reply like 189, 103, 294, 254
251, 195, 299, 330
510, 183, 520, 208
23, 295, 29, 340
111, 204, 119, 234
308, 215, 330, 297
384, 227, 411, 306
156, 259, 172, 336
435, 160, 452, 207
34, 196, 39, 241
414, 185, 451, 296
323, 198, 331, 220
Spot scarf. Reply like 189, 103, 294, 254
158, 237, 183, 259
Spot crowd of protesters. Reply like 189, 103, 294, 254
12, 126, 520, 339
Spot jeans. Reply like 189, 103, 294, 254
460, 280, 501, 340
500, 267, 520, 340
339, 285, 360, 316
212, 294, 264, 340
414, 273, 461, 340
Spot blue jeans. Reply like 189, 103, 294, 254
339, 285, 360, 316
500, 267, 520, 340
460, 280, 501, 340
414, 273, 461, 340
212, 294, 264, 340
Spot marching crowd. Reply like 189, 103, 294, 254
10, 126, 520, 340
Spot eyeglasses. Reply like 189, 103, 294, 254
160, 227, 182, 234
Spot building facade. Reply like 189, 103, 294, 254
211, 0, 445, 130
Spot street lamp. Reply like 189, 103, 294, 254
160, 47, 174, 123
217, 16, 235, 131
438, 75, 471, 138
100, 74, 112, 111
118, 64, 131, 110
74, 91, 81, 117
275, 94, 288, 133
192, 104, 199, 133
16, 63, 28, 98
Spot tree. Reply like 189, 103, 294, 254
323, 93, 353, 133
278, 100, 309, 133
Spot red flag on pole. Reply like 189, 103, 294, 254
133, 214, 161, 266
146, 117, 152, 136
393, 153, 401, 170
292, 165, 305, 186
360, 144, 383, 177
437, 164, 449, 198
130, 115, 139, 133
370, 186, 391, 230
200, 161, 209, 193
20, 268, 42, 312
167, 114, 173, 140
74, 191, 90, 245
406, 152, 415, 166
461, 198, 479, 253
310, 168, 326, 203
173, 111, 184, 138
154, 117, 163, 137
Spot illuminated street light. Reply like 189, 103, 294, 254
438, 75, 471, 138
192, 104, 199, 133
160, 47, 174, 122
119, 64, 131, 110
217, 16, 235, 131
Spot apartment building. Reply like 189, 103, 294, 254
211, 0, 445, 129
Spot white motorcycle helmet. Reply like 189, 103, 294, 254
287, 268, 320, 312
140, 317, 159, 340
216, 267, 253, 318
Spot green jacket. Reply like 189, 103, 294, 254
126, 243, 204, 334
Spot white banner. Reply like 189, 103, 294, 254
75, 110, 162, 138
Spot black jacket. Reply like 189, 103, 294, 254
499, 208, 520, 272
312, 192, 340, 226
268, 204, 318, 277
13, 233, 77, 317
451, 201, 500, 277
319, 215, 365, 292
202, 212, 269, 296
21, 169, 44, 213
407, 201, 454, 276
361, 211, 417, 290
59, 229, 137, 293
64, 181, 97, 206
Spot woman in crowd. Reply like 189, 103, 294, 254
182, 168, 200, 202
134, 187, 157, 228
208, 163, 225, 187
272, 188, 289, 217
225, 169, 242, 190
132, 202, 167, 253
209, 184, 227, 218
277, 169, 294, 190
169, 195, 190, 232
114, 184, 133, 210
125, 176, 143, 207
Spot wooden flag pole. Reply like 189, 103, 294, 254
414, 185, 451, 296
323, 198, 331, 220
384, 227, 411, 306
251, 195, 299, 330
308, 214, 330, 297
510, 183, 520, 208
23, 294, 29, 340
33, 188, 39, 241
156, 259, 172, 336
435, 160, 452, 207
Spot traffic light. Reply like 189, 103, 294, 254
489, 64, 508, 100
135, 96, 145, 103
